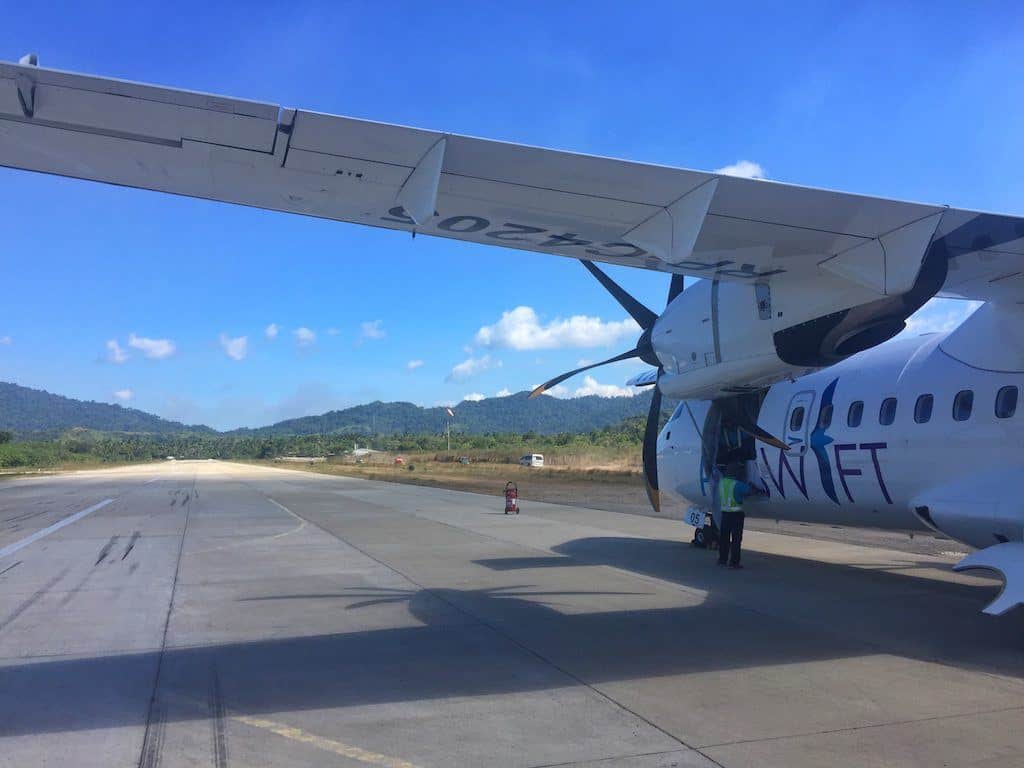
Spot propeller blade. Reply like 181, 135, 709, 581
580, 260, 659, 330
715, 396, 791, 451
529, 349, 640, 398
738, 422, 791, 451
642, 384, 663, 513
667, 273, 685, 304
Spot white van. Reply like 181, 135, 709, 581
519, 454, 544, 468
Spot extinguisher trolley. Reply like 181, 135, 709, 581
504, 482, 519, 514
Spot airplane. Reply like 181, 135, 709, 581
1, 54, 1021, 614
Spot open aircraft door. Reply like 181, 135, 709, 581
783, 390, 815, 456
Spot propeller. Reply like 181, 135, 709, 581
529, 261, 661, 399
530, 260, 671, 511
529, 259, 788, 513
716, 395, 790, 451
642, 383, 663, 513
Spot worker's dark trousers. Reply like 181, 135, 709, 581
718, 511, 745, 565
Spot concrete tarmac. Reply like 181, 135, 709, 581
0, 461, 1021, 768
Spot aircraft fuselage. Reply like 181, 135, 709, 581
660, 322, 1024, 551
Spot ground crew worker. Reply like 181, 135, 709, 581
717, 462, 762, 569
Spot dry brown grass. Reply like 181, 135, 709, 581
246, 454, 650, 515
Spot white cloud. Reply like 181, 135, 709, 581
112, 389, 133, 402
904, 298, 982, 335
219, 333, 248, 361
463, 392, 486, 402
0, 335, 10, 346
359, 320, 386, 342
540, 375, 637, 399
105, 339, 129, 364
714, 160, 766, 180
475, 306, 639, 350
265, 323, 280, 340
406, 359, 424, 371
496, 388, 512, 397
326, 327, 341, 336
572, 375, 636, 398
294, 327, 316, 347
128, 333, 175, 360
447, 354, 501, 381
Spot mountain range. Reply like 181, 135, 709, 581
0, 382, 215, 435
0, 381, 657, 437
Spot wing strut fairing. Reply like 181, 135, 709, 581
396, 137, 446, 227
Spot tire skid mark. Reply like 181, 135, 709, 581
0, 567, 70, 633
209, 666, 229, 768
138, 473, 195, 768
3, 510, 49, 525
122, 531, 141, 560
59, 566, 98, 608
138, 704, 167, 768
0, 560, 21, 577
96, 535, 120, 565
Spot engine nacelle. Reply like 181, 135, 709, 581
652, 280, 806, 400
648, 255, 944, 401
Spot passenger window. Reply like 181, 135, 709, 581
847, 400, 863, 428
818, 403, 833, 429
995, 386, 1018, 419
789, 406, 805, 431
914, 394, 933, 424
953, 390, 974, 421
879, 397, 897, 426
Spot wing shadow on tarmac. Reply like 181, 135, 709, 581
2, 535, 1023, 738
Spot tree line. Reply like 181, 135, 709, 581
0, 420, 650, 469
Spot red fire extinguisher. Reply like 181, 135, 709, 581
504, 482, 519, 515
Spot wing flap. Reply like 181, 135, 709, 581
0, 77, 25, 116
31, 83, 278, 151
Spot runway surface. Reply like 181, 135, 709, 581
1, 461, 1022, 768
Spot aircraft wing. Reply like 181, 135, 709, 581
2, 59, 1023, 303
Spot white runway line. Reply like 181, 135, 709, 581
0, 498, 115, 559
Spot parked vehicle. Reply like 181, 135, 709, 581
519, 454, 544, 468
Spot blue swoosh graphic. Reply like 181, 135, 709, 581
809, 377, 839, 504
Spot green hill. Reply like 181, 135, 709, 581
1, 380, 661, 438
230, 390, 658, 436
0, 381, 215, 435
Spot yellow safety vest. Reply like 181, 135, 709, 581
718, 477, 742, 513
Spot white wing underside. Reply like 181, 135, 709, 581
1, 60, 1023, 304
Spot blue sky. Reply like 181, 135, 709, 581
1, 2, 1022, 429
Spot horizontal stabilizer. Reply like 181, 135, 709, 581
953, 542, 1024, 615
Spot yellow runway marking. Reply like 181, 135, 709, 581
233, 714, 420, 768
